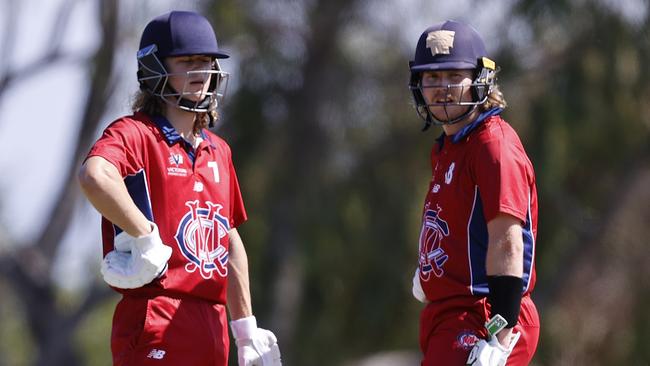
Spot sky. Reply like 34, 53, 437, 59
0, 0, 96, 241
0, 0, 100, 290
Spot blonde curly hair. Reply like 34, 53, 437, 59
481, 84, 507, 110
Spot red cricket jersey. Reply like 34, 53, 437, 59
417, 110, 537, 302
87, 112, 247, 304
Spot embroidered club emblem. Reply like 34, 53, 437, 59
426, 30, 455, 56
175, 200, 230, 279
419, 205, 450, 280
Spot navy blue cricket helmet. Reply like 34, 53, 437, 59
139, 10, 229, 59
408, 20, 497, 129
137, 11, 230, 116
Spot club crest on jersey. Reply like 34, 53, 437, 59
175, 200, 230, 279
419, 205, 450, 280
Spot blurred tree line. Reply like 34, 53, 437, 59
0, 0, 648, 365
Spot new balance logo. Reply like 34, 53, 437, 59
147, 349, 166, 360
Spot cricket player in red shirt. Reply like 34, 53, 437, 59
79, 11, 281, 366
408, 20, 540, 365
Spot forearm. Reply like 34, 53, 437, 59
79, 156, 151, 237
486, 214, 524, 345
227, 228, 253, 320
486, 217, 523, 277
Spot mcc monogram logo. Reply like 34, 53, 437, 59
175, 200, 230, 279
418, 205, 450, 280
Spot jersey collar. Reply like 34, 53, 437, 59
151, 115, 209, 146
451, 107, 503, 143
436, 107, 503, 148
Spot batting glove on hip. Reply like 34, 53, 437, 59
412, 267, 428, 303
466, 331, 521, 366
230, 316, 282, 366
101, 222, 172, 289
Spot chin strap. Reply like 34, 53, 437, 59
424, 104, 479, 130
177, 94, 211, 112
160, 81, 214, 114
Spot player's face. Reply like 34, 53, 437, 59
166, 55, 214, 102
420, 70, 474, 122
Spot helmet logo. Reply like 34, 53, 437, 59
426, 30, 455, 56
137, 44, 157, 60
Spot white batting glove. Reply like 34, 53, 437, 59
230, 316, 282, 366
466, 331, 520, 366
101, 222, 172, 289
412, 267, 428, 303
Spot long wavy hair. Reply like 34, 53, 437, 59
481, 84, 507, 110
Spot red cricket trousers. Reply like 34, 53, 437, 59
420, 294, 539, 366
111, 295, 229, 366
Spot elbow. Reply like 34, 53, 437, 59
502, 235, 524, 275
505, 242, 524, 263
503, 234, 524, 257
78, 159, 109, 195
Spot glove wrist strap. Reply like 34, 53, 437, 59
133, 222, 160, 251
230, 315, 257, 339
